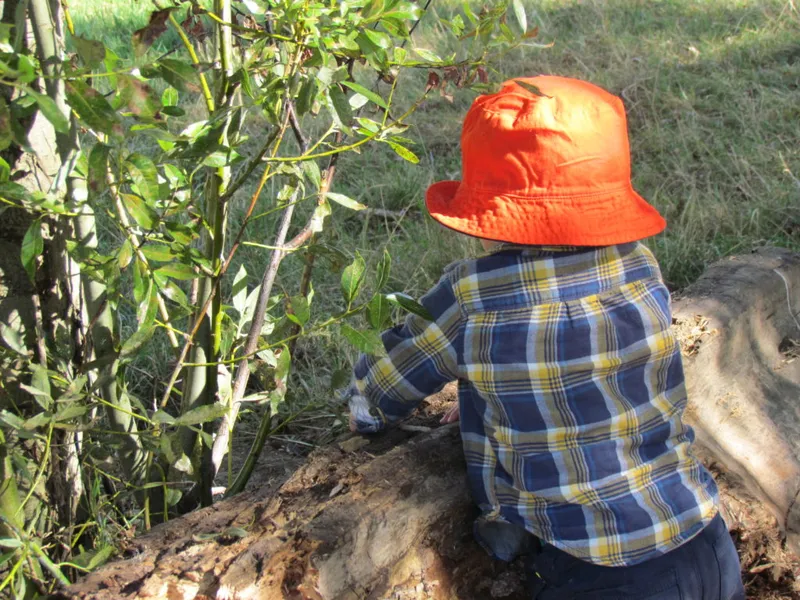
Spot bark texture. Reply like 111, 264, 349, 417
67, 424, 531, 600
66, 248, 800, 600
673, 247, 800, 553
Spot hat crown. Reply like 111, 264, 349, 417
424, 75, 666, 246
461, 76, 632, 197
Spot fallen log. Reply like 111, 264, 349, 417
67, 423, 531, 600
66, 248, 800, 600
673, 247, 800, 553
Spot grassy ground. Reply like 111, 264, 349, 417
70, 0, 800, 437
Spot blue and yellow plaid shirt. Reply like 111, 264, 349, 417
349, 242, 718, 567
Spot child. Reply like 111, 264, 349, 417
348, 76, 745, 599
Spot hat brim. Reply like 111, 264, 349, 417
425, 180, 666, 246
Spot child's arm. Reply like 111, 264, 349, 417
348, 274, 462, 433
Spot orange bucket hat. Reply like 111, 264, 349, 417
425, 76, 666, 246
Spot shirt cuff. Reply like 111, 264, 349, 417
348, 386, 387, 433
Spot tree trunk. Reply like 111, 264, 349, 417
65, 248, 800, 600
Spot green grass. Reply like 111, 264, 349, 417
71, 0, 800, 437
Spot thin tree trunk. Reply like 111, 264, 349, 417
180, 0, 234, 507
29, 0, 147, 486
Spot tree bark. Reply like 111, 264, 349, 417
672, 247, 800, 553
65, 248, 800, 600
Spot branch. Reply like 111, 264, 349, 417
210, 186, 299, 477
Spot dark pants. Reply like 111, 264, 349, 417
527, 513, 746, 599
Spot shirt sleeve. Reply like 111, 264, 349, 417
348, 274, 463, 433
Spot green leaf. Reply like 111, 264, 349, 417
393, 47, 408, 64
385, 292, 434, 320
514, 80, 550, 98
74, 36, 106, 67
117, 75, 160, 119
0, 539, 23, 549
70, 545, 114, 571
87, 143, 110, 194
328, 86, 353, 127
161, 106, 185, 118
158, 59, 201, 93
341, 81, 388, 109
382, 0, 423, 20
28, 90, 69, 134
287, 295, 310, 326
133, 258, 148, 304
413, 48, 443, 63
140, 245, 174, 262
55, 404, 89, 422
223, 526, 249, 539
366, 294, 392, 329
173, 454, 193, 474
341, 252, 366, 305
0, 410, 25, 431
152, 410, 176, 425
163, 164, 187, 188
173, 402, 228, 427
22, 411, 52, 430
363, 29, 391, 49
165, 488, 182, 506
120, 282, 158, 358
240, 67, 254, 99
126, 153, 161, 202
160, 280, 189, 308
462, 0, 478, 24
330, 367, 351, 392
118, 240, 134, 269
202, 149, 243, 168
161, 87, 179, 107
232, 265, 248, 316
121, 193, 159, 230
340, 324, 386, 356
274, 347, 291, 381
362, 0, 385, 20
387, 141, 419, 164
20, 219, 43, 282
0, 98, 12, 152
65, 80, 120, 136
302, 160, 321, 189
30, 363, 51, 400
156, 262, 199, 280
511, 0, 527, 32
326, 192, 366, 211
376, 249, 391, 290
310, 200, 331, 234
0, 321, 27, 355
296, 78, 318, 116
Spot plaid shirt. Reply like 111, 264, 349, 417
349, 242, 718, 567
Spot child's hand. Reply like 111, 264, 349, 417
440, 403, 460, 424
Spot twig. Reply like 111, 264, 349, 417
358, 207, 410, 219
30, 293, 48, 366
210, 185, 300, 475
774, 268, 800, 333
